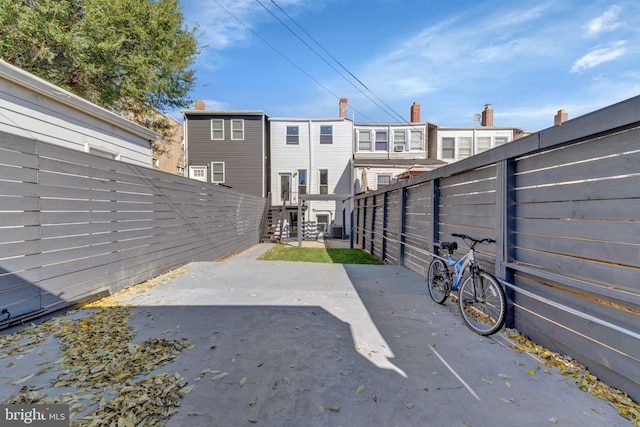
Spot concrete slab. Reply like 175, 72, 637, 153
0, 243, 633, 426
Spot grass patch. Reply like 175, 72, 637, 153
258, 244, 384, 265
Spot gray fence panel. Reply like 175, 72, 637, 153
0, 133, 264, 326
354, 97, 640, 401
383, 189, 401, 265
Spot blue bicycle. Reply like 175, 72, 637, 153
427, 233, 507, 335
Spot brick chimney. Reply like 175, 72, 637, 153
195, 100, 205, 110
339, 98, 348, 118
410, 101, 421, 122
554, 108, 568, 126
481, 103, 493, 127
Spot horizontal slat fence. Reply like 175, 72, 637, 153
0, 132, 265, 326
353, 96, 640, 402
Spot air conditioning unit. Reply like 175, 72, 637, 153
394, 145, 404, 152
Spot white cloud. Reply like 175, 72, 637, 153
570, 40, 628, 73
586, 5, 622, 36
184, 0, 315, 50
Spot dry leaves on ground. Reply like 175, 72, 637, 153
507, 329, 640, 425
2, 269, 194, 426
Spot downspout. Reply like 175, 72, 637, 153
308, 119, 312, 219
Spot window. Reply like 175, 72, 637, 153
152, 157, 159, 167
298, 169, 307, 195
458, 137, 472, 159
177, 165, 185, 175
316, 214, 329, 233
477, 137, 491, 153
377, 174, 391, 187
286, 126, 299, 144
211, 119, 224, 140
319, 169, 328, 194
189, 166, 207, 182
231, 120, 244, 140
375, 131, 388, 151
495, 136, 508, 146
393, 130, 406, 152
86, 143, 120, 160
211, 162, 225, 183
320, 125, 333, 144
410, 130, 423, 150
442, 137, 455, 158
358, 130, 371, 151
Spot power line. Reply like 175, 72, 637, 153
213, 0, 375, 121
268, 0, 414, 125
256, 0, 401, 122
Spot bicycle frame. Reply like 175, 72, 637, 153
433, 248, 475, 290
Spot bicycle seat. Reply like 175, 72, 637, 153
440, 241, 458, 254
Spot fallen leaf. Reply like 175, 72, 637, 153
328, 406, 340, 412
498, 373, 512, 380
317, 405, 324, 414
14, 373, 35, 385
240, 376, 248, 386
525, 370, 536, 376
549, 418, 557, 424
356, 385, 365, 394
282, 376, 290, 385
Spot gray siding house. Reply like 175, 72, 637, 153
182, 104, 269, 198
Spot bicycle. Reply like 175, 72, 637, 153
427, 233, 507, 335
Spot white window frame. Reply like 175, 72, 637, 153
320, 125, 333, 144
211, 119, 224, 140
458, 137, 472, 159
152, 157, 159, 167
375, 131, 388, 151
377, 174, 391, 187
476, 136, 492, 153
442, 137, 455, 158
211, 161, 225, 183
297, 169, 307, 195
189, 165, 207, 182
358, 130, 371, 151
319, 169, 329, 194
393, 130, 406, 152
410, 130, 423, 150
286, 126, 299, 145
231, 119, 244, 140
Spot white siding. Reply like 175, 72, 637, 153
0, 61, 156, 167
436, 128, 515, 163
270, 118, 353, 233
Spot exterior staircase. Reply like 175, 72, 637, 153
261, 202, 286, 243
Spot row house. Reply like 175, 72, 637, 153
182, 104, 269, 198
269, 114, 353, 237
182, 100, 533, 240
430, 104, 526, 163
353, 100, 443, 192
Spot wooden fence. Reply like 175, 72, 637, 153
0, 131, 265, 326
353, 96, 640, 402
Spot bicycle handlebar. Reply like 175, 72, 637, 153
451, 233, 495, 245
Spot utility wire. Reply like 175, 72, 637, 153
269, 0, 415, 126
213, 0, 375, 121
256, 0, 400, 123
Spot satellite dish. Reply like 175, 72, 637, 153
473, 113, 481, 122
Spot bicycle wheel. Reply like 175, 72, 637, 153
458, 270, 506, 335
427, 258, 450, 304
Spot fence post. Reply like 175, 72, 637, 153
398, 187, 407, 266
430, 179, 440, 253
495, 159, 516, 327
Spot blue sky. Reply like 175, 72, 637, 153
177, 0, 640, 131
